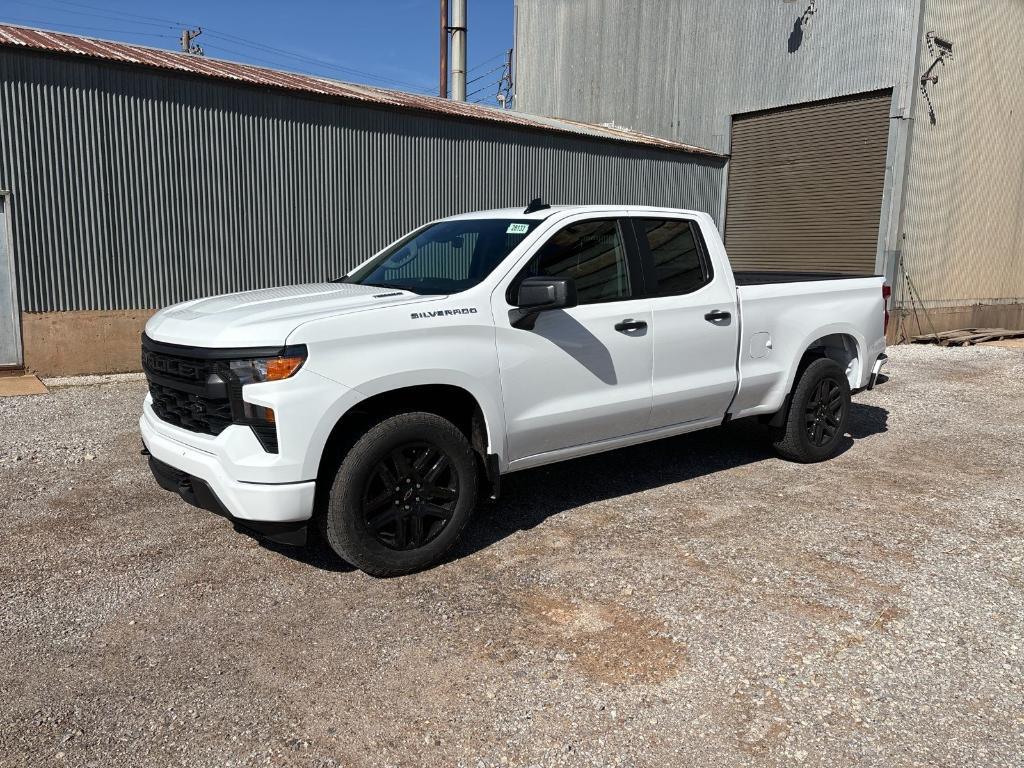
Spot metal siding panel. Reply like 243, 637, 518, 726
0, 23, 719, 157
724, 92, 892, 275
899, 0, 1024, 307
0, 195, 21, 365
0, 48, 724, 312
515, 0, 919, 155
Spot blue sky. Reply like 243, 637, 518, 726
0, 0, 514, 102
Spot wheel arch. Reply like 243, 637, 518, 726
787, 326, 867, 395
313, 381, 501, 512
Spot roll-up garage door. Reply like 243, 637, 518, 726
724, 90, 892, 275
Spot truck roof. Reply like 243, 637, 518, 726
440, 205, 706, 222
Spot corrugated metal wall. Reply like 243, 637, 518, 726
0, 48, 724, 313
514, 0, 919, 155
898, 0, 1024, 307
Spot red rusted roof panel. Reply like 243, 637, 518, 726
0, 23, 722, 158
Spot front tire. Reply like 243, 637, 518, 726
770, 357, 851, 463
323, 411, 478, 577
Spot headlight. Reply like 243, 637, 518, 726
227, 354, 305, 385
223, 351, 306, 452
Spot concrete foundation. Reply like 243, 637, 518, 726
15, 302, 1024, 377
22, 310, 156, 377
890, 303, 1024, 343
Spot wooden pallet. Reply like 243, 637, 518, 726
911, 328, 1024, 347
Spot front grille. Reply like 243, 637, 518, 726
148, 380, 234, 435
142, 341, 236, 438
140, 347, 210, 386
142, 334, 292, 453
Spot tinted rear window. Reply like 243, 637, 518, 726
637, 218, 711, 296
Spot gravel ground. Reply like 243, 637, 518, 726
1, 345, 1022, 767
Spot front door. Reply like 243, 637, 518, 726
0, 196, 21, 368
493, 216, 653, 461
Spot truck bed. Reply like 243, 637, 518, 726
733, 271, 880, 286
729, 273, 887, 420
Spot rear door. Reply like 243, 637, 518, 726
493, 215, 653, 461
630, 216, 739, 428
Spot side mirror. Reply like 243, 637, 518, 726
509, 276, 578, 330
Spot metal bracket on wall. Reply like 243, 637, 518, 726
785, 0, 819, 53
799, 0, 818, 30
920, 32, 954, 125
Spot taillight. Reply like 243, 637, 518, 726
882, 283, 891, 334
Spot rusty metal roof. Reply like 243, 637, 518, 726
0, 23, 723, 158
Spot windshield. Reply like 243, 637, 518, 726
341, 218, 541, 294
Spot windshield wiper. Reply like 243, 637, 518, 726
367, 282, 419, 293
330, 277, 416, 292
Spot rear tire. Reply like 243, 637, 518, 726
323, 411, 478, 577
770, 357, 851, 463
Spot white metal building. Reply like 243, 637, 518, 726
514, 0, 1024, 338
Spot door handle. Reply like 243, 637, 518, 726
614, 319, 648, 332
704, 309, 731, 323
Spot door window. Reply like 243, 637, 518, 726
636, 218, 712, 297
514, 219, 633, 304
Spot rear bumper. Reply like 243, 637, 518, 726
140, 410, 315, 544
867, 353, 889, 390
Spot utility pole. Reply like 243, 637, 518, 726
439, 0, 448, 98
496, 48, 513, 109
180, 27, 204, 55
450, 0, 467, 101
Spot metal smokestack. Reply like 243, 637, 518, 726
451, 0, 467, 100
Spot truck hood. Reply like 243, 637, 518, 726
145, 282, 437, 347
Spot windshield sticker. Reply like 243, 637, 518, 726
506, 223, 530, 234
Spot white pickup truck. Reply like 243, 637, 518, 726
140, 203, 888, 576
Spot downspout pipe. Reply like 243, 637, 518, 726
439, 0, 448, 98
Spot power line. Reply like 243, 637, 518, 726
6, 0, 433, 94
201, 41, 317, 71
0, 14, 176, 41
36, 0, 190, 28
5, 0, 177, 30
466, 64, 504, 85
466, 80, 500, 100
200, 29, 430, 92
197, 40, 431, 94
466, 51, 505, 73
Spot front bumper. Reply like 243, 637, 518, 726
140, 409, 315, 543
146, 454, 309, 545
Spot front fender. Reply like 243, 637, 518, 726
287, 298, 508, 474
339, 369, 507, 465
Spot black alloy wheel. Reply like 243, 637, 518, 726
804, 377, 846, 447
769, 357, 852, 463
323, 410, 479, 577
361, 442, 460, 550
